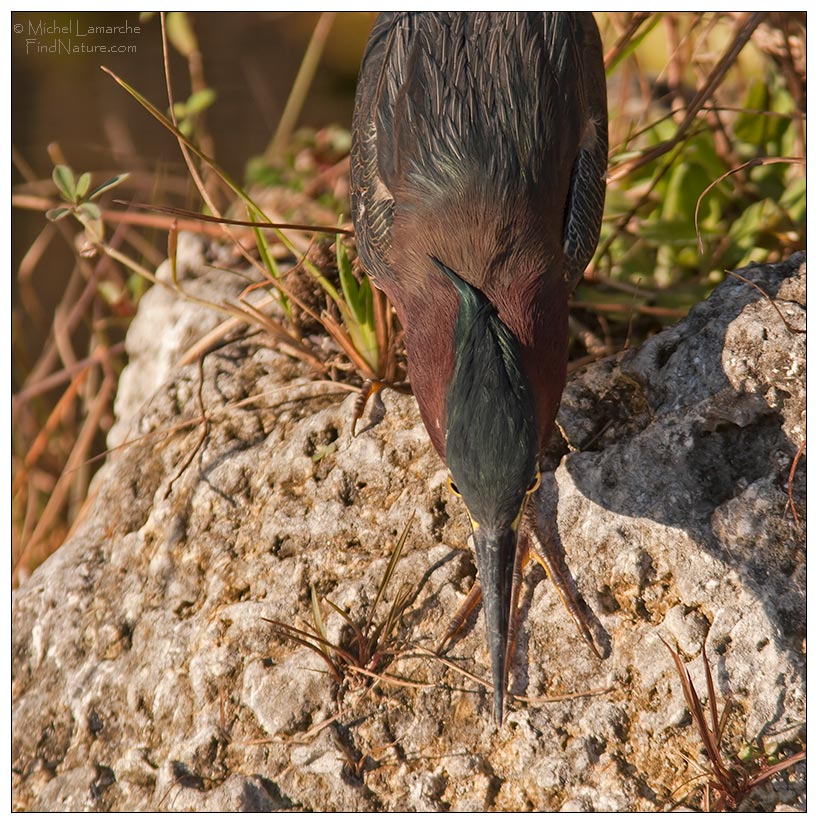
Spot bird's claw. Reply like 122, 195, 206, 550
351, 379, 383, 437
351, 379, 413, 436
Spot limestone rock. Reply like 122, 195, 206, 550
12, 243, 806, 811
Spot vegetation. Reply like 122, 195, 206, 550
12, 11, 805, 586
663, 640, 805, 811
264, 518, 417, 696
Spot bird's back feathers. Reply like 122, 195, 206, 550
350, 12, 607, 297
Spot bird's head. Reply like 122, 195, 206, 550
433, 257, 541, 724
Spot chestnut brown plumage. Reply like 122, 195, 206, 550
350, 12, 608, 723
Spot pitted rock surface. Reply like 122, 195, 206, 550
12, 241, 805, 811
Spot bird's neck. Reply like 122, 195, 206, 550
392, 251, 570, 459
431, 260, 539, 495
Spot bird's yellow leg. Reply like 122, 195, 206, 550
522, 516, 602, 659
352, 379, 385, 436
437, 539, 527, 657
437, 519, 600, 661
503, 534, 527, 670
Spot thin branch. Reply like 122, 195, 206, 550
694, 156, 805, 252
787, 442, 805, 527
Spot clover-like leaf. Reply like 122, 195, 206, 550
52, 165, 76, 202
76, 202, 102, 221
166, 12, 199, 58
184, 88, 216, 116
87, 173, 130, 201
45, 206, 72, 222
75, 171, 91, 200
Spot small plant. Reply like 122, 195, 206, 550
264, 518, 416, 691
46, 165, 129, 245
663, 639, 805, 811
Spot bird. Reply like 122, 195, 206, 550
349, 12, 608, 724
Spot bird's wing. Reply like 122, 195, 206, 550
561, 14, 608, 293
348, 12, 407, 288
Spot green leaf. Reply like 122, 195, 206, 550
730, 199, 778, 246
662, 161, 713, 223
645, 116, 678, 147
185, 88, 216, 116
336, 241, 379, 372
52, 165, 76, 201
733, 78, 791, 150
45, 206, 72, 222
87, 173, 130, 201
767, 86, 797, 148
245, 156, 283, 187
780, 176, 806, 225
683, 134, 728, 184
736, 246, 771, 269
75, 171, 91, 200
337, 242, 361, 314
166, 12, 198, 58
638, 217, 698, 246
734, 79, 770, 145
748, 163, 787, 202
76, 202, 102, 221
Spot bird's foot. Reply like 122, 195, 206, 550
520, 519, 603, 660
436, 581, 482, 654
351, 378, 412, 436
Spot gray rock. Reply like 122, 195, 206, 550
12, 242, 805, 811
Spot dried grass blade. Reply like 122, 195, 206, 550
365, 517, 413, 632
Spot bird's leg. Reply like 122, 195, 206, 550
437, 523, 593, 716
436, 580, 482, 654
437, 515, 600, 661
351, 378, 412, 436
521, 510, 602, 659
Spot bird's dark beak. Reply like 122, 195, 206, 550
473, 524, 518, 725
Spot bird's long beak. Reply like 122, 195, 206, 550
473, 524, 518, 725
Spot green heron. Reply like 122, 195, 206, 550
350, 12, 608, 723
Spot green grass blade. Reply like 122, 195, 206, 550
336, 239, 380, 373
